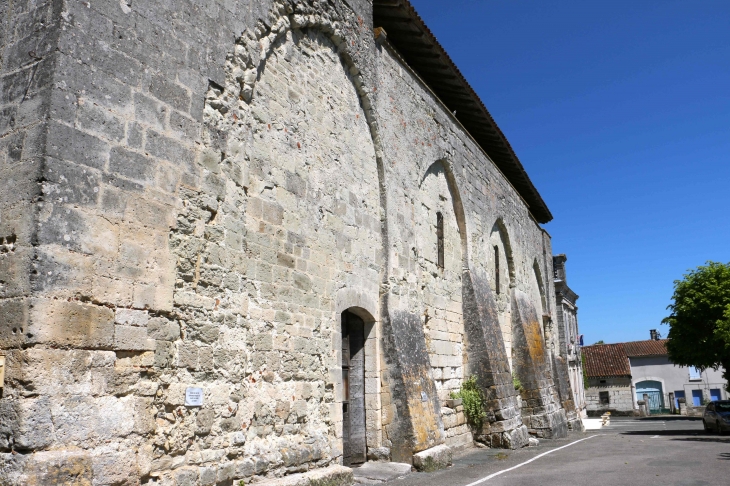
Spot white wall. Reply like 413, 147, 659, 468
629, 356, 727, 407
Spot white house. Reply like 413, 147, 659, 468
583, 330, 727, 415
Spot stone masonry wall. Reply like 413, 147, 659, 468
1, 0, 61, 377
0, 0, 572, 483
374, 42, 566, 445
586, 377, 635, 415
416, 162, 464, 402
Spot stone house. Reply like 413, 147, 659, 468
0, 0, 577, 484
583, 333, 727, 416
582, 343, 636, 416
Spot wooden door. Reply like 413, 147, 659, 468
342, 311, 366, 466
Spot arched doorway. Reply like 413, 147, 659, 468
342, 310, 366, 466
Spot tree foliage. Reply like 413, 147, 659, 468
662, 261, 730, 388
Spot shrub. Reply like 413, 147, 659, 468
512, 372, 523, 391
450, 376, 487, 429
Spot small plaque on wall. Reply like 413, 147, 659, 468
185, 387, 204, 406
421, 391, 428, 402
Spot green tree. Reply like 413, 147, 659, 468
594, 340, 605, 345
662, 261, 730, 390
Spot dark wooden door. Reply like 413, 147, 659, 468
342, 311, 366, 466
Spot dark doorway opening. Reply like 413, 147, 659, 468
342, 310, 366, 466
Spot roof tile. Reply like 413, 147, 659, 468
623, 339, 668, 357
582, 344, 631, 378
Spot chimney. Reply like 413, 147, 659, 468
650, 329, 658, 340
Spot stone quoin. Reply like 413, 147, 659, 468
0, 0, 577, 484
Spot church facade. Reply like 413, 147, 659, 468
0, 0, 576, 484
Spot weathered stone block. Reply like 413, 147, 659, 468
175, 341, 199, 369
114, 325, 156, 351
245, 465, 354, 486
235, 459, 255, 478
28, 299, 115, 349
109, 146, 156, 184
0, 297, 29, 347
154, 340, 175, 368
199, 465, 217, 486
195, 409, 215, 435
91, 448, 138, 486
44, 158, 101, 207
9, 397, 55, 450
147, 317, 180, 341
46, 120, 109, 170
412, 444, 452, 472
173, 467, 199, 486
366, 446, 391, 462
20, 450, 93, 485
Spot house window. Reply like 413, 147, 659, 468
689, 367, 702, 381
691, 389, 703, 406
494, 246, 500, 294
436, 212, 444, 270
599, 391, 610, 405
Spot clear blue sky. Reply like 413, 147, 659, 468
410, 0, 730, 344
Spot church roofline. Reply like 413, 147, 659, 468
373, 0, 553, 223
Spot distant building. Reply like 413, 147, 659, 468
582, 332, 728, 415
553, 255, 587, 418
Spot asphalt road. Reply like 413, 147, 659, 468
386, 417, 730, 486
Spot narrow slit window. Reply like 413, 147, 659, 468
494, 245, 500, 294
436, 212, 444, 270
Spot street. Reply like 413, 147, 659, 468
386, 417, 730, 486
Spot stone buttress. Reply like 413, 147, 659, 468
0, 0, 575, 484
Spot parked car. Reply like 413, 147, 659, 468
703, 400, 730, 434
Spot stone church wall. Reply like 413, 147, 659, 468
0, 0, 571, 484
375, 43, 566, 446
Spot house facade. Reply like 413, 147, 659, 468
583, 332, 727, 416
0, 1, 578, 484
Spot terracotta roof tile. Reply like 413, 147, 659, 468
582, 344, 631, 378
623, 339, 668, 357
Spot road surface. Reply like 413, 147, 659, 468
385, 417, 729, 486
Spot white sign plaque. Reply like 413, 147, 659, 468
185, 387, 204, 406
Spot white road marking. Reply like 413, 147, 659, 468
605, 423, 666, 427
651, 435, 660, 438
462, 435, 599, 486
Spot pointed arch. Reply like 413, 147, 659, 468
490, 218, 515, 288
532, 258, 547, 318
203, 4, 391, 276
419, 158, 469, 265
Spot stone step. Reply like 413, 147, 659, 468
351, 462, 413, 484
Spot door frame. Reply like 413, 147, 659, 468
335, 291, 381, 464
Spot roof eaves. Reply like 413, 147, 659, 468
372, 0, 553, 223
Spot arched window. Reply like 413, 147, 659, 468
494, 245, 500, 294
436, 212, 444, 270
